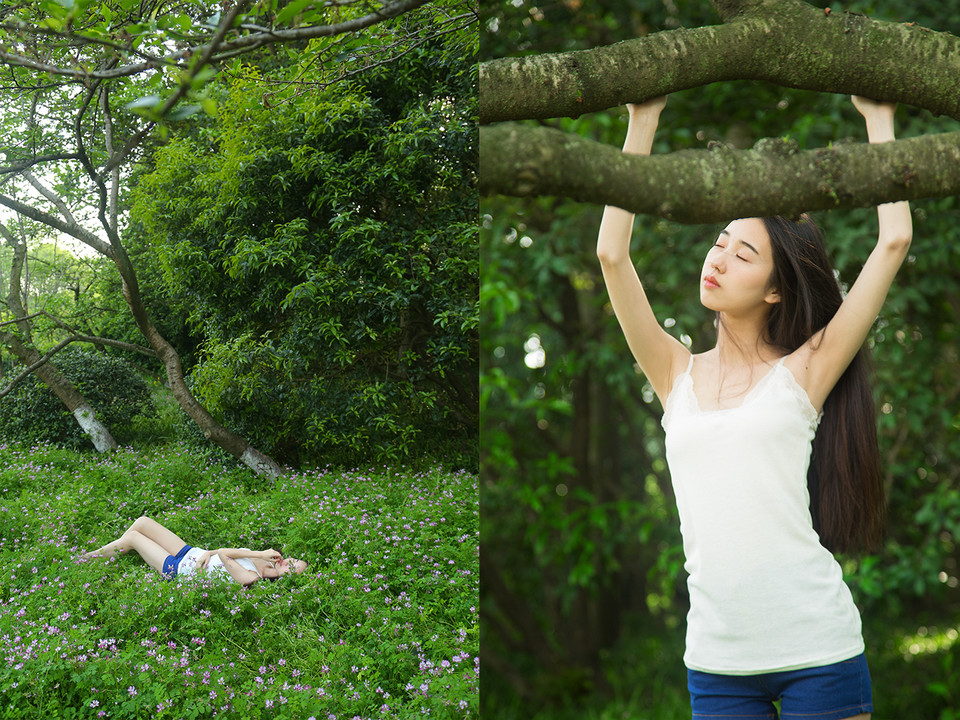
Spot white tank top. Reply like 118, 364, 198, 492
177, 548, 262, 581
661, 355, 864, 674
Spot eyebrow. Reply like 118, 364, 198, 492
719, 229, 760, 256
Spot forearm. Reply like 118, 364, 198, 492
597, 106, 662, 265
215, 548, 258, 560
864, 113, 913, 248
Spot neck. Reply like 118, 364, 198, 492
714, 312, 774, 366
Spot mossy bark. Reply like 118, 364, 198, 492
480, 0, 960, 123
480, 124, 960, 223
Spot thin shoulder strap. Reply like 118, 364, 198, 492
683, 354, 694, 375
245, 558, 263, 578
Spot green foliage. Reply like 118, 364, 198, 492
125, 35, 477, 470
0, 347, 155, 449
481, 0, 960, 715
0, 443, 479, 719
0, 0, 475, 477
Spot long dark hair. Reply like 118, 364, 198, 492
760, 214, 884, 554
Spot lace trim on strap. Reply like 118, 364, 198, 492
775, 363, 822, 428
661, 355, 695, 428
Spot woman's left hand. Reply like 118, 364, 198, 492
851, 95, 896, 121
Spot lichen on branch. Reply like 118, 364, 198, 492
480, 123, 960, 223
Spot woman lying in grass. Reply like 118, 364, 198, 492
82, 516, 307, 586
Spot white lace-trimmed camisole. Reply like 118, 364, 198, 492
661, 354, 864, 674
176, 548, 263, 581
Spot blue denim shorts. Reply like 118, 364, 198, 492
687, 653, 872, 720
161, 544, 192, 580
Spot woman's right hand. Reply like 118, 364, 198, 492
260, 548, 282, 563
851, 95, 895, 122
198, 550, 215, 568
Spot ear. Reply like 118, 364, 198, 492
764, 286, 780, 305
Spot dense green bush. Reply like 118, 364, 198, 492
121, 37, 477, 472
0, 347, 155, 449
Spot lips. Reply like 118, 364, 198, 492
703, 275, 720, 289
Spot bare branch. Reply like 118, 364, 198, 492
0, 333, 154, 398
0, 153, 83, 175
0, 310, 46, 329
20, 170, 78, 226
0, 0, 432, 81
0, 190, 115, 259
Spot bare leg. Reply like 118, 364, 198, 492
82, 529, 169, 573
840, 715, 870, 720
125, 516, 189, 555
82, 516, 187, 565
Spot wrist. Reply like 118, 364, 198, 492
863, 112, 896, 141
866, 124, 896, 143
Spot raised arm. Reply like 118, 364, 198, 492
597, 97, 690, 403
209, 547, 261, 586
791, 96, 913, 410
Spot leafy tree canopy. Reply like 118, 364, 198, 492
125, 28, 477, 469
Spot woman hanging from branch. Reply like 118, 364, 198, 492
82, 516, 307, 586
597, 95, 911, 720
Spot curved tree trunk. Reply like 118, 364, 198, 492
1, 232, 118, 451
99, 83, 284, 478
113, 245, 283, 476
0, 332, 118, 452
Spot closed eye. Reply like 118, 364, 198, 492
714, 242, 748, 261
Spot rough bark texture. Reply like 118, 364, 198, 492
72, 404, 117, 452
481, 124, 960, 222
480, 0, 960, 123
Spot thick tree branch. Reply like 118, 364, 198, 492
479, 0, 960, 123
480, 124, 960, 223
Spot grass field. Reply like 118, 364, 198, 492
0, 443, 478, 719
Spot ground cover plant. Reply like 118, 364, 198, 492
0, 443, 478, 718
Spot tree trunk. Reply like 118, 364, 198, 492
112, 245, 284, 476
2, 233, 118, 452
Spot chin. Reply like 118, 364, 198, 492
699, 292, 720, 312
